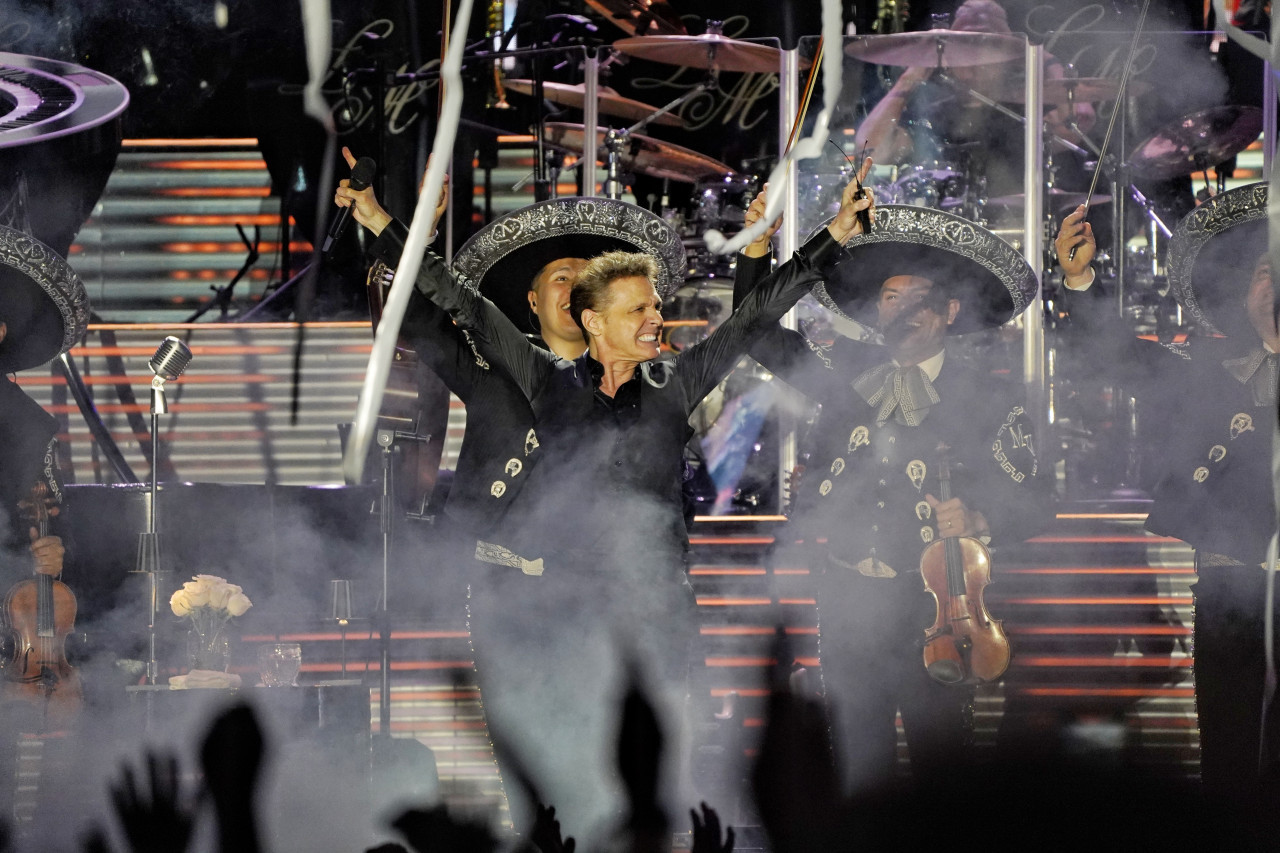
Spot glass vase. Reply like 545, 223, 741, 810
187, 627, 231, 672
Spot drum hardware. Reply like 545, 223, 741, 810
844, 30, 1024, 68
541, 121, 734, 186
581, 0, 687, 37
613, 21, 810, 74
502, 79, 683, 126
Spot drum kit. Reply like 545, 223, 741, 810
502, 19, 1263, 335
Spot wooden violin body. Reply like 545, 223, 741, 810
920, 534, 1009, 684
3, 574, 82, 709
2, 481, 83, 717
918, 449, 1010, 685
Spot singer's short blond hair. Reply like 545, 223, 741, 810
569, 251, 659, 332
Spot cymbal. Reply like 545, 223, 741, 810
581, 0, 685, 36
1128, 105, 1263, 180
987, 189, 1112, 208
543, 122, 733, 183
613, 33, 807, 74
844, 30, 1024, 68
503, 80, 682, 127
997, 76, 1153, 106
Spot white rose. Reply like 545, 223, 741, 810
170, 588, 193, 617
183, 580, 210, 608
225, 592, 252, 617
208, 581, 235, 610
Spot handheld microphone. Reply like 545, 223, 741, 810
148, 336, 192, 383
322, 156, 377, 254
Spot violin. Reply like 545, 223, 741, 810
919, 446, 1010, 685
2, 481, 83, 717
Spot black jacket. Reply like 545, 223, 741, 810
412, 230, 843, 574
733, 250, 1052, 578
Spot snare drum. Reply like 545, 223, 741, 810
886, 156, 986, 222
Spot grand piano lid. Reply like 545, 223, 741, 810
0, 52, 129, 149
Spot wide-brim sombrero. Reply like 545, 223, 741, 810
1167, 182, 1268, 337
811, 205, 1038, 335
452, 197, 685, 334
0, 226, 89, 372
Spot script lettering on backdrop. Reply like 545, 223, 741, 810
1024, 4, 1158, 80
278, 19, 439, 136
629, 16, 778, 132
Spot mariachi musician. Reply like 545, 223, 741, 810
0, 226, 86, 592
734, 193, 1052, 794
1057, 185, 1280, 819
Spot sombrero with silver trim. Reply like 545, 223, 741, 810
811, 205, 1039, 335
452, 197, 685, 334
1167, 182, 1267, 337
0, 226, 89, 372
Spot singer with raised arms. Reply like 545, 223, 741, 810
390, 160, 873, 837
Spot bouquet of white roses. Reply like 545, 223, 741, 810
170, 574, 252, 638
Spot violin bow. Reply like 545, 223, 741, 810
1069, 0, 1153, 261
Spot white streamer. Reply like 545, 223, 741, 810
343, 1, 474, 483
299, 0, 335, 132
703, 0, 845, 256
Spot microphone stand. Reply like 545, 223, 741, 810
134, 371, 173, 688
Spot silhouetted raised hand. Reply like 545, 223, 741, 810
528, 804, 576, 853
103, 751, 196, 853
751, 634, 850, 853
616, 669, 666, 832
199, 703, 266, 853
390, 804, 499, 853
689, 802, 734, 853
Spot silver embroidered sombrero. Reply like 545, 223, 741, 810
811, 205, 1039, 334
452, 197, 685, 333
1167, 182, 1267, 337
0, 226, 89, 372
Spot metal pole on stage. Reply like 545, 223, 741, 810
582, 51, 600, 197
778, 44, 800, 510
1022, 43, 1047, 447
1264, 60, 1276, 180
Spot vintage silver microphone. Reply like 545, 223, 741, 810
148, 335, 192, 414
138, 335, 193, 684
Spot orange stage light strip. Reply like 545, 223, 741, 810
1057, 512, 1149, 521
44, 402, 272, 415
1013, 687, 1195, 698
689, 536, 777, 546
693, 515, 787, 523
710, 688, 770, 698
664, 320, 710, 328
242, 629, 469, 642
383, 690, 478, 702
124, 138, 260, 148
1028, 534, 1181, 544
162, 241, 310, 253
157, 214, 297, 226
1006, 625, 1190, 636
86, 321, 371, 331
157, 187, 272, 198
688, 567, 767, 576
16, 373, 274, 386
497, 134, 537, 143
700, 626, 818, 636
1137, 333, 1190, 343
1003, 567, 1195, 575
696, 596, 773, 606
996, 594, 1192, 605
778, 598, 816, 606
705, 656, 820, 668
772, 568, 810, 575
147, 159, 268, 170
1012, 655, 1192, 668
69, 346, 290, 357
